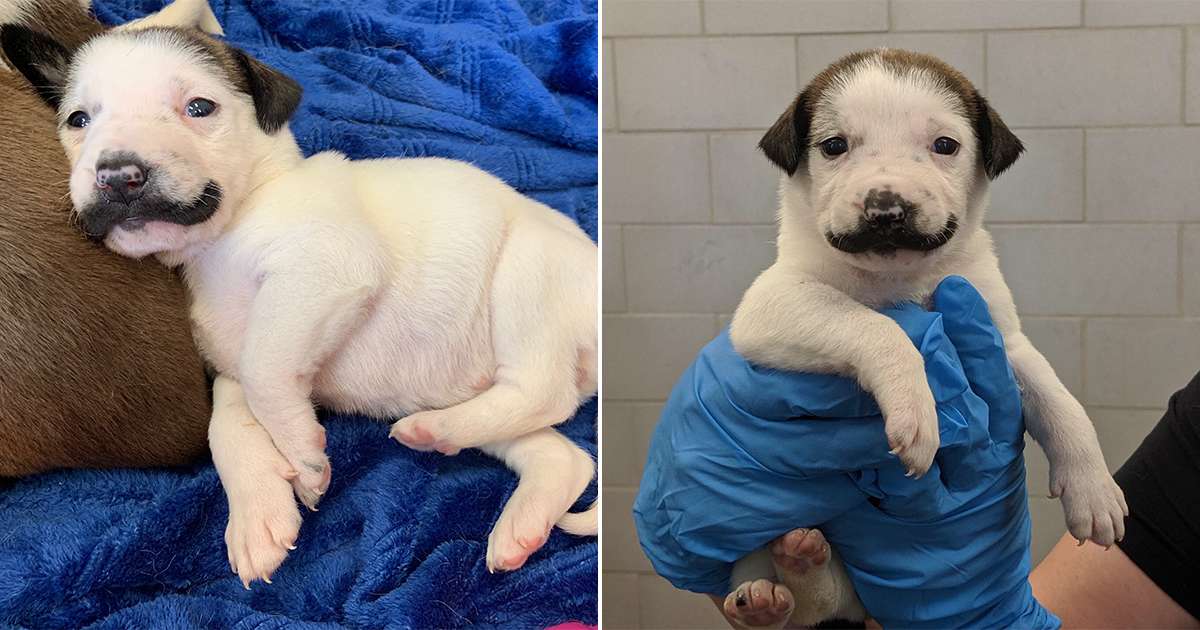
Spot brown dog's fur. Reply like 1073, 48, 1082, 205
0, 0, 209, 476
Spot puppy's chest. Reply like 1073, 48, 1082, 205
185, 265, 258, 377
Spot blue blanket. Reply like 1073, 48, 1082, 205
0, 1, 597, 627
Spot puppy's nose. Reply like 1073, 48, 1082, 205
95, 155, 149, 204
863, 188, 916, 225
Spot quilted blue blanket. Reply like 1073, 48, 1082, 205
0, 0, 597, 627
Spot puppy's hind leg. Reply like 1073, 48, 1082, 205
479, 428, 596, 573
390, 213, 597, 454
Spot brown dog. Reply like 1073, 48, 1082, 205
0, 0, 209, 475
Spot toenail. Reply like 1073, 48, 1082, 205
736, 593, 747, 607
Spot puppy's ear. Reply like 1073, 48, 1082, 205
758, 88, 814, 176
0, 25, 74, 109
230, 48, 302, 134
973, 91, 1023, 179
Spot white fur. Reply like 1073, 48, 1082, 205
727, 59, 1127, 625
61, 31, 597, 586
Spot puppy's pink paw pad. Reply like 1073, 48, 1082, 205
723, 579, 794, 629
769, 528, 830, 575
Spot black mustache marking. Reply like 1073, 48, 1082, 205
78, 181, 223, 242
826, 213, 958, 255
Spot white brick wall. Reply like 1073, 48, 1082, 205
602, 1, 1200, 627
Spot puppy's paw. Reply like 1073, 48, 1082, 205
1053, 463, 1129, 547
882, 389, 940, 477
225, 481, 303, 589
390, 410, 463, 456
769, 528, 830, 576
723, 579, 794, 630
275, 425, 331, 510
485, 492, 553, 573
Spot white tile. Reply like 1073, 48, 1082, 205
604, 314, 717, 400
623, 226, 777, 313
603, 572, 642, 629
604, 0, 702, 36
603, 40, 617, 130
1022, 318, 1084, 396
1189, 27, 1200, 124
638, 574, 729, 629
796, 32, 985, 86
1185, 225, 1200, 315
1087, 128, 1200, 222
991, 225, 1179, 315
1085, 318, 1200, 407
710, 131, 780, 224
1085, 0, 1200, 25
893, 0, 1081, 31
989, 129, 1084, 223
604, 225, 627, 313
603, 132, 711, 224
603, 488, 653, 572
614, 37, 798, 130
1028, 496, 1067, 564
703, 0, 887, 34
987, 29, 1182, 127
1088, 407, 1164, 472
602, 401, 663, 487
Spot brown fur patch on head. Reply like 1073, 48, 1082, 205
102, 26, 303, 133
760, 48, 1023, 179
0, 2, 210, 476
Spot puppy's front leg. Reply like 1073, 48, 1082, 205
209, 375, 302, 588
731, 264, 940, 475
1005, 332, 1128, 546
963, 268, 1129, 547
239, 271, 380, 508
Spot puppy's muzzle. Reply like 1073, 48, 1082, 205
95, 152, 149, 205
826, 188, 957, 255
77, 150, 223, 242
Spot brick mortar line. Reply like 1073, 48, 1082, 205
604, 24, 1190, 41
606, 123, 1200, 133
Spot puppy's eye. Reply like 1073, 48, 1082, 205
932, 137, 960, 155
66, 111, 90, 128
819, 137, 849, 158
185, 98, 217, 118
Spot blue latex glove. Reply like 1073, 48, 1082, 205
633, 276, 1059, 629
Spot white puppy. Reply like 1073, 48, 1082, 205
719, 49, 1128, 627
1, 24, 598, 586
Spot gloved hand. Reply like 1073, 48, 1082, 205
633, 276, 1059, 629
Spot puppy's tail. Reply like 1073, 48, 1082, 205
556, 500, 598, 536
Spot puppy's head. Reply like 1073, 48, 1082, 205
762, 49, 1022, 273
0, 25, 301, 259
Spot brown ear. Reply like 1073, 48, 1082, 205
758, 87, 815, 176
973, 91, 1023, 179
229, 47, 302, 134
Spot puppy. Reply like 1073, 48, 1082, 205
1, 24, 598, 584
721, 49, 1128, 627
0, 0, 213, 475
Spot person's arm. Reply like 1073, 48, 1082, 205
1031, 534, 1197, 629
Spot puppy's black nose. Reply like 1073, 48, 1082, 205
863, 188, 916, 225
95, 154, 149, 204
